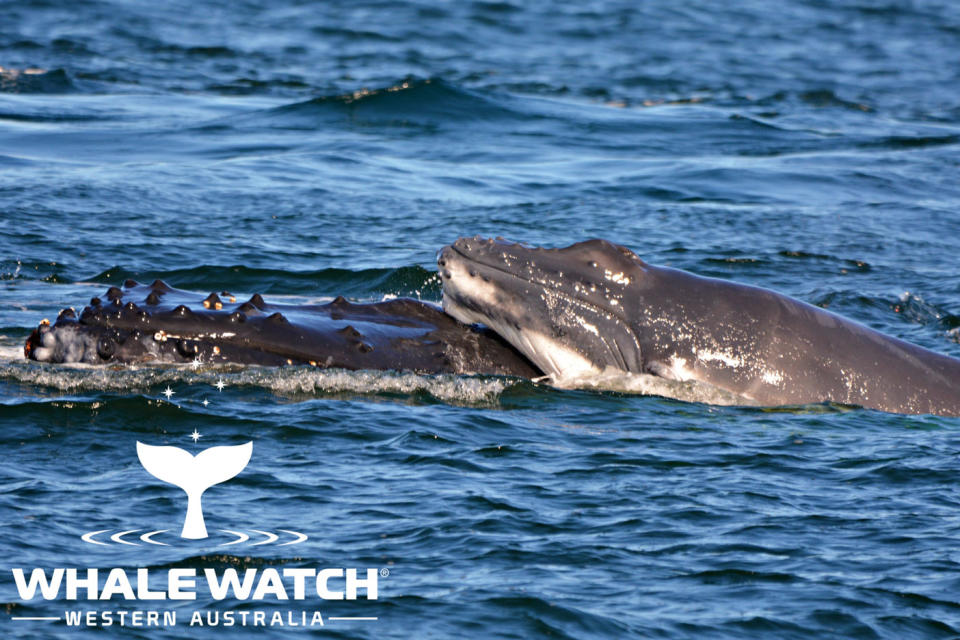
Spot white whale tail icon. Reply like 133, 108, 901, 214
136, 441, 253, 539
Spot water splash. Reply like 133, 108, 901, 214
0, 357, 517, 407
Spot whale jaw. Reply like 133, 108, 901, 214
438, 237, 644, 380
136, 441, 253, 540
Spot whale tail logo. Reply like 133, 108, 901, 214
136, 441, 253, 539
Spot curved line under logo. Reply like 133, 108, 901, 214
81, 529, 308, 547
141, 529, 170, 546
111, 529, 141, 546
81, 529, 110, 546
250, 529, 278, 546
277, 529, 308, 546
219, 529, 250, 546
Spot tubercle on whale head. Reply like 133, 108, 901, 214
438, 236, 646, 379
24, 276, 546, 377
24, 280, 267, 365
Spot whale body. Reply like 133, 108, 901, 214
439, 237, 960, 416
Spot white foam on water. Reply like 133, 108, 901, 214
234, 368, 511, 405
0, 343, 26, 361
0, 357, 515, 406
547, 367, 757, 408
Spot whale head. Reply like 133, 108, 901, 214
439, 237, 646, 382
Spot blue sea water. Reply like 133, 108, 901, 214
2, 0, 960, 637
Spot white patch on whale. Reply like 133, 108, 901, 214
696, 349, 743, 369
555, 367, 756, 407
30, 325, 101, 363
442, 256, 603, 382
603, 269, 630, 285
761, 370, 784, 385
442, 290, 600, 382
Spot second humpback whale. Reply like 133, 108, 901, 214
439, 237, 960, 416
24, 280, 539, 377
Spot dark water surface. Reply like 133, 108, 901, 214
2, 1, 960, 638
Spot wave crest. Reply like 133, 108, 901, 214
0, 361, 516, 407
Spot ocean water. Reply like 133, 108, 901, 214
2, 0, 960, 638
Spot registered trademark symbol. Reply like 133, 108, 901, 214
380, 568, 390, 578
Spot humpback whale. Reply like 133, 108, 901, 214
24, 280, 539, 378
438, 237, 960, 416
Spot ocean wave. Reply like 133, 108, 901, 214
260, 77, 527, 127
85, 264, 441, 298
0, 66, 75, 94
243, 76, 732, 138
0, 259, 73, 283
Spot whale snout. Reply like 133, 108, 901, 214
438, 237, 495, 275
438, 237, 645, 380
